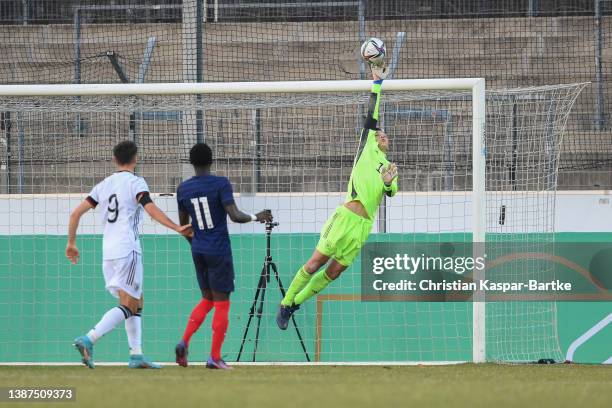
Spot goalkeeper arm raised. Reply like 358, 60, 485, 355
361, 64, 398, 197
356, 67, 387, 153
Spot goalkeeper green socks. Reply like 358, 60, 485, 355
281, 266, 312, 306
294, 270, 333, 305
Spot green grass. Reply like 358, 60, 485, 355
0, 365, 611, 408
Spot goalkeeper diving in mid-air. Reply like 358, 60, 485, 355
276, 60, 398, 329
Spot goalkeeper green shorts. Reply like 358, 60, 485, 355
316, 205, 373, 267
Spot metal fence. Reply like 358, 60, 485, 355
3, 1, 612, 24
0, 0, 610, 191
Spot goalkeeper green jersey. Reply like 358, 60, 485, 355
344, 82, 398, 220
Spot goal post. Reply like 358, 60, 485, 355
471, 79, 486, 364
0, 79, 586, 364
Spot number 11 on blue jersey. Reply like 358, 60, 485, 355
190, 197, 214, 230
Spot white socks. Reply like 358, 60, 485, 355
87, 305, 132, 343
86, 305, 143, 355
125, 308, 142, 355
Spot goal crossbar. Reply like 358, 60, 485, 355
0, 79, 484, 96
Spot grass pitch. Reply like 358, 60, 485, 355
0, 364, 610, 408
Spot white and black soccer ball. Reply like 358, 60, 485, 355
361, 37, 386, 65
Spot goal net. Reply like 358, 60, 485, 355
0, 80, 585, 364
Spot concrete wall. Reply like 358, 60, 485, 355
1, 190, 610, 235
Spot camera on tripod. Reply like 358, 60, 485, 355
237, 212, 310, 362
265, 221, 279, 232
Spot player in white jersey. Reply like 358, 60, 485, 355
66, 141, 192, 369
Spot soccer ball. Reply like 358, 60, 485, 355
361, 37, 386, 65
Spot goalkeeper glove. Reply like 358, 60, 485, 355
370, 63, 388, 81
380, 163, 398, 186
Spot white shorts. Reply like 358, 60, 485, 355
103, 251, 143, 299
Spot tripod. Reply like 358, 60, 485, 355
237, 221, 310, 362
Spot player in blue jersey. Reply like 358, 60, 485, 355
174, 143, 272, 369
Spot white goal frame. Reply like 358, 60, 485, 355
0, 79, 487, 363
